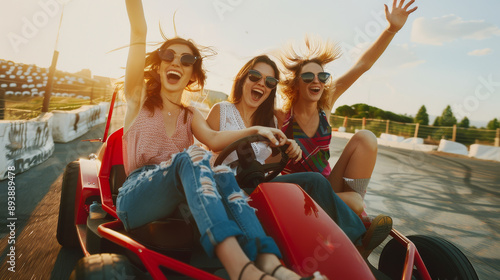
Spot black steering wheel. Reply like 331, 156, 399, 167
214, 135, 289, 190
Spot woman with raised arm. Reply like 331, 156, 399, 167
206, 55, 391, 259
116, 1, 326, 279
278, 0, 417, 216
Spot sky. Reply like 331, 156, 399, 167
1, 0, 499, 127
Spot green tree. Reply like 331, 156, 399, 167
334, 103, 413, 123
487, 118, 499, 130
352, 103, 370, 118
335, 105, 356, 117
373, 108, 385, 119
435, 105, 457, 126
458, 117, 470, 128
414, 105, 429, 125
433, 117, 440, 126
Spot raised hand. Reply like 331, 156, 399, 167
384, 0, 418, 32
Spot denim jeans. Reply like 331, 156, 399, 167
116, 145, 281, 260
270, 172, 366, 244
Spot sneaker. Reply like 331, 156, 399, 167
360, 214, 392, 258
89, 201, 107, 219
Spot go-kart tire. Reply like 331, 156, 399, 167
56, 161, 80, 248
69, 254, 139, 280
378, 235, 478, 280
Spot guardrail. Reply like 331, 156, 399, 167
0, 102, 111, 180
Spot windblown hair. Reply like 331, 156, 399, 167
143, 36, 213, 116
279, 37, 341, 113
229, 55, 280, 127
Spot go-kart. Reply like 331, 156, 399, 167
56, 90, 478, 279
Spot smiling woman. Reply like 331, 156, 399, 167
115, 1, 327, 279
205, 54, 370, 253
277, 0, 418, 216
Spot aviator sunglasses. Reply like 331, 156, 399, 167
300, 72, 331, 84
247, 69, 279, 89
157, 48, 198, 67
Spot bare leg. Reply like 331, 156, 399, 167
336, 192, 364, 215
328, 130, 377, 211
216, 237, 275, 280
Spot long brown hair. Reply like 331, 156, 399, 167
229, 55, 279, 127
279, 37, 341, 113
143, 37, 208, 118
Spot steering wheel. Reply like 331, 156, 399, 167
214, 135, 289, 190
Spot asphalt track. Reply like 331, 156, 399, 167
0, 108, 498, 279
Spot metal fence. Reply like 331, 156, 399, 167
330, 115, 500, 147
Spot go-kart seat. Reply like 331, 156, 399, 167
100, 128, 197, 252
110, 164, 127, 204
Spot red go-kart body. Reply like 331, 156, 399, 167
70, 126, 373, 279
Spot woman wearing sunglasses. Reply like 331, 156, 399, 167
207, 55, 300, 165
117, 1, 326, 279
205, 55, 391, 259
278, 0, 417, 216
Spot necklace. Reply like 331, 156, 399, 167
166, 107, 180, 117
163, 94, 182, 117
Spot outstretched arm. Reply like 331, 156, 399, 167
193, 109, 288, 152
206, 104, 301, 161
326, 0, 418, 112
124, 0, 148, 131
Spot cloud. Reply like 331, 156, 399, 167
411, 15, 500, 45
340, 42, 424, 70
374, 44, 425, 70
399, 60, 426, 69
467, 48, 493, 56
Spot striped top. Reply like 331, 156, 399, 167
123, 105, 194, 176
281, 109, 332, 177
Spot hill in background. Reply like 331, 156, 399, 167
334, 103, 414, 123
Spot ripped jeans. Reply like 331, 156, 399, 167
116, 145, 281, 260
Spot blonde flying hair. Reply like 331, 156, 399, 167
279, 37, 341, 113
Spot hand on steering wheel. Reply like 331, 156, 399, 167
214, 135, 289, 190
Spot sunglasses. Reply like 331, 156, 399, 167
247, 69, 279, 89
157, 49, 198, 67
300, 72, 331, 84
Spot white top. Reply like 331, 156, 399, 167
217, 101, 274, 167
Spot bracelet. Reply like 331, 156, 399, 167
385, 29, 398, 34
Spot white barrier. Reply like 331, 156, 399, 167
52, 102, 109, 143
380, 133, 405, 143
401, 137, 424, 145
437, 139, 468, 156
469, 144, 500, 162
332, 131, 354, 139
376, 133, 437, 152
0, 113, 54, 180
333, 131, 438, 152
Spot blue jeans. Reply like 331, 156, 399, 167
116, 145, 281, 260
270, 172, 366, 244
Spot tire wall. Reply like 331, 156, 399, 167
52, 102, 108, 143
0, 102, 110, 180
0, 112, 54, 180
